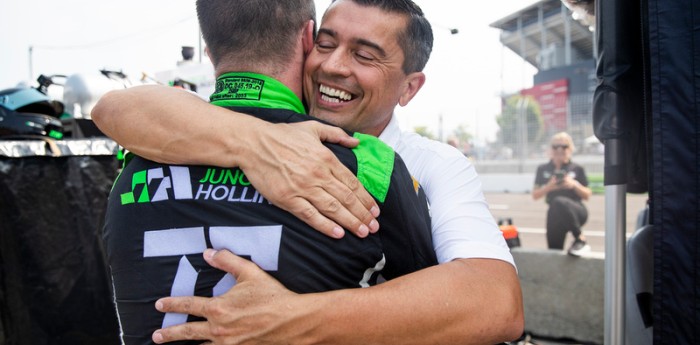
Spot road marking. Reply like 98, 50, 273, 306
489, 204, 510, 210
516, 227, 632, 238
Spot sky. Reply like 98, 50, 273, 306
0, 0, 538, 143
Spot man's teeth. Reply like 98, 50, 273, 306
320, 85, 352, 101
321, 94, 342, 103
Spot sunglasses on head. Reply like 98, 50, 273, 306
552, 144, 569, 150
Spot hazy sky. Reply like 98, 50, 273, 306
0, 0, 538, 142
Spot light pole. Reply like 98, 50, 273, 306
198, 27, 203, 63
28, 45, 34, 82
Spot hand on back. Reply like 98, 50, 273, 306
238, 120, 380, 238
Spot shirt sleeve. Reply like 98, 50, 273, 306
408, 146, 515, 267
575, 164, 589, 186
534, 164, 547, 187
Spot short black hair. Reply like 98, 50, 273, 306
333, 0, 433, 74
196, 0, 315, 69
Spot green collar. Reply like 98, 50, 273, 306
209, 72, 305, 113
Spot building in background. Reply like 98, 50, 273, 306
490, 0, 597, 157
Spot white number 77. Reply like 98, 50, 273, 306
143, 225, 283, 328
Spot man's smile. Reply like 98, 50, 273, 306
319, 84, 355, 103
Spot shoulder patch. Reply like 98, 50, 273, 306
352, 133, 394, 203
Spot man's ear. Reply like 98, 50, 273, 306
204, 46, 214, 65
302, 20, 315, 55
398, 72, 426, 107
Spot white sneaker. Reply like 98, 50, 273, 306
568, 239, 591, 257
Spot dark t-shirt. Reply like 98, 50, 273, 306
534, 160, 589, 203
103, 106, 436, 345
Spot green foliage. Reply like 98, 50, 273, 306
588, 173, 605, 194
413, 126, 437, 140
452, 124, 473, 144
496, 95, 545, 152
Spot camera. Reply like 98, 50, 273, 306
554, 170, 566, 184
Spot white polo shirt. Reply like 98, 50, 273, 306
379, 114, 515, 267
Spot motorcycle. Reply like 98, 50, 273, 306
0, 74, 66, 140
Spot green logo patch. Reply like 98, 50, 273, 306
211, 76, 264, 101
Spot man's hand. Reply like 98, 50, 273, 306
153, 250, 524, 345
91, 86, 379, 238
152, 249, 309, 344
238, 120, 380, 238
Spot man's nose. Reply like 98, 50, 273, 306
321, 49, 352, 77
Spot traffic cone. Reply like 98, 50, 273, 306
498, 218, 521, 248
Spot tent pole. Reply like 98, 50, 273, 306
605, 184, 626, 345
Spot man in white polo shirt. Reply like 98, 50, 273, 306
92, 0, 523, 343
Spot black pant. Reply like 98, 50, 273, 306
546, 196, 588, 249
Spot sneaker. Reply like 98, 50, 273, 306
568, 239, 591, 257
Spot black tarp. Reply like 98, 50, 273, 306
593, 0, 650, 193
594, 0, 700, 343
647, 0, 700, 342
0, 139, 121, 345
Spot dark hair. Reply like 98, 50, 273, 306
196, 0, 315, 69
333, 0, 433, 74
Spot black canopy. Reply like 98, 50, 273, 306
593, 0, 700, 343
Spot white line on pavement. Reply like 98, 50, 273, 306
516, 227, 632, 238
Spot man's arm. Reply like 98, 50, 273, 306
91, 85, 379, 238
153, 249, 524, 345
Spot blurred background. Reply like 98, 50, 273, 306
0, 0, 599, 189
1, 2, 660, 344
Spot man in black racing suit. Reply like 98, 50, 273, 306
102, 1, 436, 344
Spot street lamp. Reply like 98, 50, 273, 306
28, 45, 34, 82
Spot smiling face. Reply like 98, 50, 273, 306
303, 0, 425, 136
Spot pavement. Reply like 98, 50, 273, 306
485, 192, 649, 253
486, 192, 649, 345
509, 333, 599, 345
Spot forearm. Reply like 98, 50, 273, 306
93, 85, 379, 236
532, 184, 549, 200
297, 259, 523, 345
92, 85, 261, 166
573, 182, 592, 200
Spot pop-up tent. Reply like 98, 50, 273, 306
594, 0, 700, 343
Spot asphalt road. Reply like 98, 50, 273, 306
485, 192, 649, 254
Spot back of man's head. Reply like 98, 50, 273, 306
197, 0, 315, 71
335, 0, 433, 73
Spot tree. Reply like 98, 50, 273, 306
452, 124, 473, 145
413, 126, 437, 140
495, 95, 545, 157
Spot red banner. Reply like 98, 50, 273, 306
520, 78, 569, 132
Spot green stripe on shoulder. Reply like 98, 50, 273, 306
110, 150, 134, 192
352, 133, 394, 203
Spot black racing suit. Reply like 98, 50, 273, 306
103, 72, 436, 345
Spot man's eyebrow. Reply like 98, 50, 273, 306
317, 28, 336, 37
355, 38, 386, 58
317, 27, 387, 58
